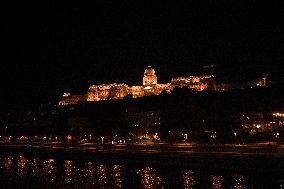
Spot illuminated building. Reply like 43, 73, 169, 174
87, 83, 129, 101
129, 86, 144, 98
171, 75, 215, 91
58, 66, 215, 106
143, 65, 157, 86
58, 94, 86, 106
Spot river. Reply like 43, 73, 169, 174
0, 154, 283, 188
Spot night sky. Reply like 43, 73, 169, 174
1, 1, 284, 111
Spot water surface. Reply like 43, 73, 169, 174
0, 154, 283, 188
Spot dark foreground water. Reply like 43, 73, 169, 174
0, 154, 284, 188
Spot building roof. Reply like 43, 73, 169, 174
144, 66, 156, 76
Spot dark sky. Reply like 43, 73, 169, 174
1, 1, 284, 111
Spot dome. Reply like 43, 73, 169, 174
144, 66, 156, 76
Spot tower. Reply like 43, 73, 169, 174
143, 66, 157, 86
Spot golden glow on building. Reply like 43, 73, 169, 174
130, 86, 145, 98
63, 92, 71, 97
87, 83, 129, 101
143, 66, 157, 86
272, 112, 284, 117
58, 66, 215, 106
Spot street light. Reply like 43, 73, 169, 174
233, 132, 237, 144
184, 133, 188, 145
101, 136, 104, 144
184, 133, 188, 140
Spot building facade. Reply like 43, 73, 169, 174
58, 66, 215, 106
87, 83, 129, 101
58, 93, 86, 106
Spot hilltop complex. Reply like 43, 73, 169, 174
58, 66, 267, 106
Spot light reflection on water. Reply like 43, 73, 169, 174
211, 175, 224, 189
64, 160, 73, 184
112, 164, 122, 189
0, 154, 283, 188
86, 161, 96, 187
3, 156, 13, 171
17, 156, 28, 176
97, 164, 108, 187
31, 158, 40, 176
182, 170, 195, 189
137, 166, 163, 189
43, 159, 57, 183
232, 173, 245, 189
